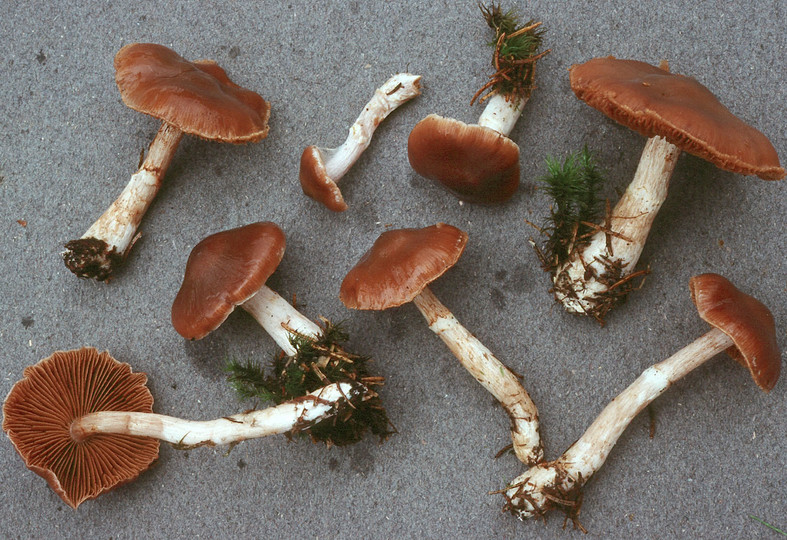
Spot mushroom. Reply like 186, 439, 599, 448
340, 223, 543, 466
3, 348, 362, 509
300, 73, 422, 211
551, 57, 784, 321
62, 43, 270, 281
172, 222, 392, 445
171, 222, 320, 355
503, 273, 781, 527
407, 5, 548, 203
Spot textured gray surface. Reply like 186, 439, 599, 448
1, 1, 785, 538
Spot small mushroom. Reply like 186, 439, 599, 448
3, 347, 361, 508
300, 73, 422, 211
503, 273, 781, 527
62, 43, 270, 281
340, 223, 543, 466
551, 57, 784, 320
171, 222, 321, 355
407, 5, 548, 203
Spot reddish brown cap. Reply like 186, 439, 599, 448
570, 57, 785, 180
340, 223, 468, 310
172, 222, 286, 339
408, 114, 520, 203
2, 347, 158, 509
115, 43, 271, 143
299, 146, 348, 212
689, 273, 781, 392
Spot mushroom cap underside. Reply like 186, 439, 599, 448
171, 222, 286, 340
340, 223, 468, 310
115, 43, 270, 143
689, 273, 781, 391
570, 57, 784, 180
408, 114, 521, 203
2, 347, 159, 509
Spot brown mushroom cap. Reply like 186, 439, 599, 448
569, 57, 785, 180
2, 347, 159, 509
340, 223, 468, 310
408, 114, 521, 203
115, 43, 271, 143
299, 146, 348, 212
171, 222, 286, 340
689, 273, 781, 391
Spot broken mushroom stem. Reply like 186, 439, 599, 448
412, 285, 542, 466
239, 284, 322, 357
553, 136, 681, 315
71, 382, 360, 448
504, 327, 730, 519
323, 73, 421, 180
63, 122, 183, 279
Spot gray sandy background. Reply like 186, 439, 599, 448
1, 1, 784, 538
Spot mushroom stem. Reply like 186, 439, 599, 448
321, 73, 422, 180
71, 382, 358, 447
412, 285, 543, 466
62, 122, 183, 280
240, 285, 323, 356
504, 327, 731, 519
477, 94, 527, 137
553, 135, 681, 316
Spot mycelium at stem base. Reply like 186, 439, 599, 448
552, 135, 681, 320
62, 122, 183, 281
504, 328, 730, 522
412, 285, 543, 466
71, 382, 359, 448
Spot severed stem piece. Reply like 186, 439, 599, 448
300, 73, 422, 211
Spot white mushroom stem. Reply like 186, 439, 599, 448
553, 135, 682, 315
62, 122, 183, 279
240, 285, 323, 356
71, 382, 358, 447
505, 327, 731, 519
320, 73, 422, 180
412, 285, 543, 466
477, 94, 527, 136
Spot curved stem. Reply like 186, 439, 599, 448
553, 136, 681, 316
241, 285, 322, 356
412, 286, 543, 466
322, 73, 422, 180
62, 122, 183, 280
476, 93, 527, 136
505, 328, 731, 519
71, 382, 358, 447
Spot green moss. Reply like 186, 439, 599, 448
226, 320, 393, 446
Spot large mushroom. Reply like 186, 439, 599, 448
503, 273, 781, 528
62, 43, 270, 281
340, 223, 543, 466
300, 73, 422, 211
3, 348, 362, 509
172, 222, 391, 444
550, 57, 784, 321
407, 5, 548, 203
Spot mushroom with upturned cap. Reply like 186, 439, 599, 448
3, 347, 364, 509
340, 223, 543, 466
407, 5, 548, 203
550, 57, 784, 321
300, 73, 422, 211
504, 273, 781, 528
62, 43, 270, 281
